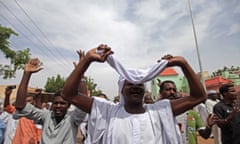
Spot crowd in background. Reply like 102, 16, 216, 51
0, 45, 239, 144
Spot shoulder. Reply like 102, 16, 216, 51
154, 99, 171, 105
93, 97, 116, 107
214, 101, 227, 108
91, 97, 119, 115
147, 99, 172, 112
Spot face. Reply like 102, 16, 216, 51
160, 82, 177, 100
51, 96, 70, 117
225, 86, 237, 101
25, 96, 36, 105
144, 95, 154, 104
122, 80, 145, 105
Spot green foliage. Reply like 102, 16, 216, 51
0, 24, 18, 58
44, 75, 103, 95
85, 76, 102, 96
44, 74, 65, 93
0, 25, 31, 79
212, 66, 240, 77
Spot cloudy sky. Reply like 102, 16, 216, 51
1, 0, 240, 100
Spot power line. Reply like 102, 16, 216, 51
0, 1, 71, 72
0, 15, 67, 76
14, 0, 72, 68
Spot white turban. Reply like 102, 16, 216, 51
106, 55, 168, 105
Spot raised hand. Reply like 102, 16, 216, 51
85, 44, 113, 62
5, 86, 13, 97
24, 58, 43, 73
159, 55, 186, 67
207, 114, 218, 127
73, 50, 85, 68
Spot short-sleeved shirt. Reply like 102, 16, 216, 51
187, 110, 205, 144
86, 98, 181, 144
213, 101, 240, 144
15, 103, 86, 144
176, 110, 205, 144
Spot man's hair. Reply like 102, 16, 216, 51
219, 83, 234, 96
52, 89, 70, 106
54, 89, 62, 97
159, 80, 176, 93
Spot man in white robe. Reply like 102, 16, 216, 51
62, 44, 207, 144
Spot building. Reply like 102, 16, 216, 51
151, 67, 240, 100
151, 67, 189, 100
0, 84, 54, 104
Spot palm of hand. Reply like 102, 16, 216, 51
166, 56, 185, 66
86, 48, 106, 62
25, 58, 42, 73
25, 64, 39, 72
208, 118, 214, 126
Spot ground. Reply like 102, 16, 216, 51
198, 135, 214, 144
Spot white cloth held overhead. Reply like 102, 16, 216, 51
106, 55, 168, 105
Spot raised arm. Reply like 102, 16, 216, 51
162, 56, 206, 115
15, 58, 43, 110
4, 86, 13, 108
4, 86, 15, 113
62, 44, 113, 113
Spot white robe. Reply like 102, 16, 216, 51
86, 98, 182, 144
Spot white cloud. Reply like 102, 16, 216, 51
1, 0, 239, 100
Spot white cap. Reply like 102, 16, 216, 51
207, 90, 217, 95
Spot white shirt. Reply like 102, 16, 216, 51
15, 103, 86, 144
205, 99, 219, 114
86, 98, 181, 144
0, 112, 18, 144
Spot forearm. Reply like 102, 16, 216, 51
217, 114, 235, 128
15, 72, 31, 110
180, 60, 206, 100
62, 58, 91, 100
3, 94, 10, 108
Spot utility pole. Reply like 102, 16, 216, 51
188, 0, 206, 91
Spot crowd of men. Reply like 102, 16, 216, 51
0, 44, 239, 144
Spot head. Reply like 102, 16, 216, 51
51, 90, 70, 118
219, 83, 237, 101
121, 80, 145, 105
207, 90, 219, 101
144, 92, 154, 104
159, 80, 177, 100
25, 94, 36, 106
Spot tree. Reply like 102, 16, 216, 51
85, 76, 102, 96
44, 74, 102, 95
44, 74, 65, 93
0, 25, 31, 79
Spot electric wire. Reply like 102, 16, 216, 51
0, 15, 67, 76
0, 1, 71, 72
14, 0, 72, 68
